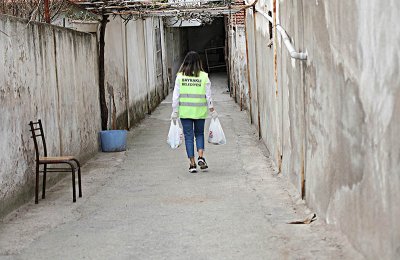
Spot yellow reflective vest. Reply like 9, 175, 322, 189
178, 71, 208, 119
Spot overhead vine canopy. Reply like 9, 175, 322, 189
70, 0, 250, 23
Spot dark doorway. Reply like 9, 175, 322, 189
186, 18, 227, 73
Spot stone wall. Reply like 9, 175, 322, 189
0, 15, 100, 217
230, 1, 400, 258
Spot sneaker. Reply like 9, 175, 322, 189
197, 157, 208, 170
189, 164, 197, 173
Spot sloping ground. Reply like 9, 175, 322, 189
0, 73, 363, 259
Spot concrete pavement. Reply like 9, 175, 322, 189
0, 73, 363, 259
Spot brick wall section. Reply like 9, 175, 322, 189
233, 1, 245, 25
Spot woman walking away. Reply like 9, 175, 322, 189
171, 51, 218, 173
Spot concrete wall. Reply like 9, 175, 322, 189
0, 15, 100, 217
165, 26, 188, 88
228, 25, 250, 111
230, 1, 400, 258
104, 16, 168, 129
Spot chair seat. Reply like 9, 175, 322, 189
39, 156, 76, 163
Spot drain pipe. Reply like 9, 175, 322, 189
255, 6, 307, 60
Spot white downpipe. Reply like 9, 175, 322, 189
255, 6, 307, 60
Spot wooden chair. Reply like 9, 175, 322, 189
29, 119, 82, 204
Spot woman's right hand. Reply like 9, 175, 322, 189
210, 110, 218, 119
171, 111, 178, 120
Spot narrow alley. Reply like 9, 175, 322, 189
1, 0, 399, 259
0, 74, 362, 259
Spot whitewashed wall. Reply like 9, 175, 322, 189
229, 25, 250, 112
230, 1, 400, 258
0, 14, 100, 217
104, 16, 168, 129
165, 26, 188, 88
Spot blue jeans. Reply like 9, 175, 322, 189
180, 119, 205, 158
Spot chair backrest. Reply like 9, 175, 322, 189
29, 119, 48, 161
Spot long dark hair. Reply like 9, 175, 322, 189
178, 51, 204, 77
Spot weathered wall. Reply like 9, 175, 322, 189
103, 17, 128, 129
0, 15, 100, 217
300, 2, 400, 258
104, 16, 168, 129
231, 0, 400, 258
244, 8, 259, 127
125, 19, 150, 124
165, 26, 188, 88
228, 25, 250, 111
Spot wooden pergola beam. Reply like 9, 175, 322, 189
69, 0, 251, 17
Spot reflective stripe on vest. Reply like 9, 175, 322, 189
179, 102, 208, 107
179, 94, 206, 98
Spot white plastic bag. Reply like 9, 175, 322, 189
208, 118, 226, 145
167, 120, 183, 149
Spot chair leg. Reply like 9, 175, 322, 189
74, 160, 82, 198
72, 159, 82, 198
70, 164, 76, 203
78, 167, 82, 198
42, 164, 47, 199
35, 163, 39, 204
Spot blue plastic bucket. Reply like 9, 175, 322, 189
100, 130, 128, 152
